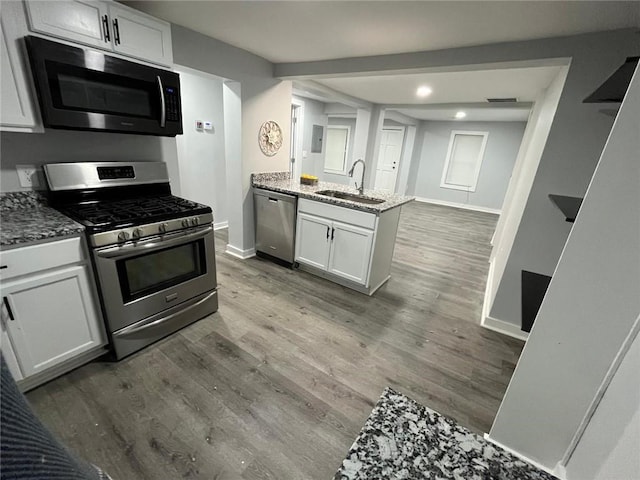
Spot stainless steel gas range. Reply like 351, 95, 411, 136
44, 162, 218, 359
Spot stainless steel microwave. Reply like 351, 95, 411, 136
26, 36, 182, 136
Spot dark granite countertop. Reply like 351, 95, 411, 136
252, 172, 414, 214
0, 192, 85, 248
335, 387, 557, 480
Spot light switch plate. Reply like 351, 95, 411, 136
16, 165, 40, 188
203, 121, 213, 131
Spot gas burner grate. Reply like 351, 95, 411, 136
62, 195, 208, 228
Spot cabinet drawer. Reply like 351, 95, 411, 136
298, 198, 376, 230
0, 237, 84, 280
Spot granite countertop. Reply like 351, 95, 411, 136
335, 387, 557, 480
252, 172, 414, 214
0, 192, 85, 248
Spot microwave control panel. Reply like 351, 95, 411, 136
164, 87, 180, 122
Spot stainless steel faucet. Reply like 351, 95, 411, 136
348, 159, 366, 195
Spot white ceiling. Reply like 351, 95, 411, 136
124, 0, 638, 122
315, 66, 564, 105
125, 1, 639, 64
393, 107, 532, 123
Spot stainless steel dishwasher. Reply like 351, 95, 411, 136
254, 188, 297, 266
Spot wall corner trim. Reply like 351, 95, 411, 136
483, 434, 565, 480
225, 245, 256, 260
481, 315, 529, 341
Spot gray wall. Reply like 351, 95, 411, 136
171, 24, 292, 255
489, 66, 640, 470
293, 95, 327, 179
489, 31, 639, 328
410, 121, 526, 211
0, 131, 180, 193
175, 67, 227, 227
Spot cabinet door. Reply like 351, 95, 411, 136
25, 0, 110, 49
328, 221, 374, 285
0, 309, 23, 381
108, 3, 173, 66
0, 2, 41, 130
295, 213, 332, 271
2, 265, 106, 377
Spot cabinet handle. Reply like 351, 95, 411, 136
326, 226, 330, 239
102, 15, 110, 42
331, 227, 335, 241
113, 18, 121, 45
0, 265, 7, 269
3, 297, 15, 321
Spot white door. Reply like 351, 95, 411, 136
108, 3, 173, 66
328, 221, 374, 285
25, 0, 110, 49
2, 265, 105, 377
374, 127, 405, 193
295, 213, 332, 270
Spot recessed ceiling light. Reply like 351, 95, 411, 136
416, 86, 432, 97
455, 111, 467, 119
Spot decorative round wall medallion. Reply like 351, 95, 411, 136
258, 120, 283, 157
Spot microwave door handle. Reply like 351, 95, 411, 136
157, 76, 166, 128
95, 226, 213, 259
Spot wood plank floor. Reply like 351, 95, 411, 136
25, 201, 524, 480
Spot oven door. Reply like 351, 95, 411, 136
26, 36, 182, 136
93, 225, 216, 333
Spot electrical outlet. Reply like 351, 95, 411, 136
16, 165, 40, 188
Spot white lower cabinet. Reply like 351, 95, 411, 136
0, 237, 107, 389
296, 213, 332, 270
297, 212, 374, 284
296, 198, 401, 294
327, 222, 374, 284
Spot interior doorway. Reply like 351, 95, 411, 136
374, 127, 405, 192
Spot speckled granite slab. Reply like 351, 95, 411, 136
335, 387, 557, 480
251, 172, 414, 214
0, 192, 85, 247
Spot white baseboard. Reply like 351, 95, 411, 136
214, 221, 228, 231
483, 434, 564, 479
481, 315, 529, 341
414, 196, 501, 215
225, 244, 256, 260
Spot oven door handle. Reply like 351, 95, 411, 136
95, 226, 213, 259
116, 290, 217, 339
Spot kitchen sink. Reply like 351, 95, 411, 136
315, 190, 386, 205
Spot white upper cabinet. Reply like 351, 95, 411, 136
108, 3, 173, 66
25, 0, 108, 49
0, 1, 42, 131
24, 0, 173, 66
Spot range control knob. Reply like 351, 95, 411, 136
158, 223, 168, 233
117, 231, 130, 242
132, 228, 143, 239
181, 219, 190, 228
191, 217, 199, 226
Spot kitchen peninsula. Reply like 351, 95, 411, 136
252, 172, 413, 295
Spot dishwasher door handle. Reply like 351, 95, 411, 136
268, 197, 279, 203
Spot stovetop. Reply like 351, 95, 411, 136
61, 195, 211, 231
55, 196, 212, 235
